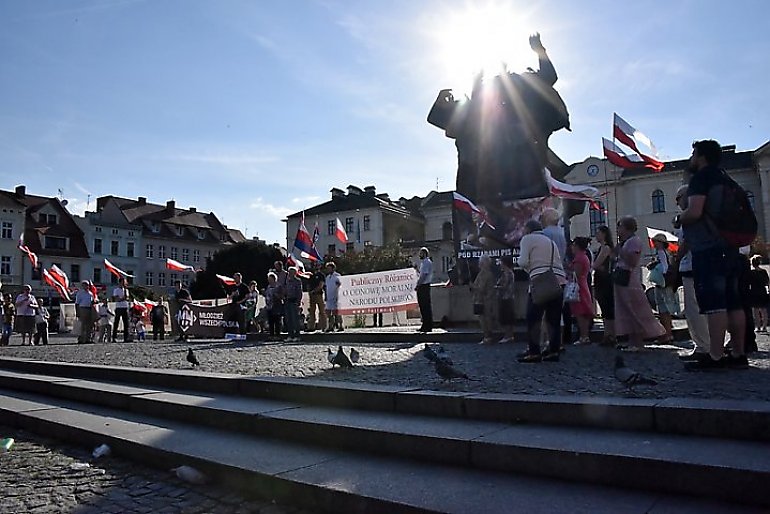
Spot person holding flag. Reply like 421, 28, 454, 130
111, 277, 131, 343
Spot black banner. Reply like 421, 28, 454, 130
176, 302, 239, 339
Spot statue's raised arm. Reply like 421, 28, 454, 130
528, 32, 557, 87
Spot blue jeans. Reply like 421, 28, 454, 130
1, 323, 12, 344
284, 301, 300, 337
526, 292, 563, 355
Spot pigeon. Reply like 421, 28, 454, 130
332, 345, 353, 368
349, 348, 360, 363
186, 348, 200, 367
424, 344, 453, 366
614, 356, 657, 390
327, 347, 335, 365
435, 359, 476, 381
423, 343, 439, 362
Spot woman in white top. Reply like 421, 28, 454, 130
516, 220, 566, 363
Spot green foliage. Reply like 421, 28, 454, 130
190, 242, 284, 298
331, 243, 413, 275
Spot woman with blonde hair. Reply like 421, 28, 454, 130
614, 216, 665, 350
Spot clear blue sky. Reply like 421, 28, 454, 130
2, 0, 768, 245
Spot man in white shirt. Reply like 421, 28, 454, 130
111, 277, 130, 342
74, 281, 95, 344
324, 262, 343, 332
415, 247, 434, 333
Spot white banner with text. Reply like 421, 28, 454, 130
337, 268, 419, 315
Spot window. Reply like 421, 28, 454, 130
70, 264, 80, 282
170, 273, 178, 285
327, 244, 336, 256
182, 275, 189, 286
182, 248, 189, 262
127, 242, 135, 258
176, 226, 184, 237
747, 191, 756, 211
93, 238, 102, 254
93, 267, 102, 284
652, 189, 665, 213
197, 229, 206, 240
171, 247, 178, 260
363, 215, 370, 231
110, 240, 119, 256
128, 231, 134, 237
589, 202, 607, 237
112, 228, 119, 235
146, 244, 154, 258
327, 220, 335, 236
39, 213, 57, 225
0, 256, 10, 275
346, 242, 355, 253
158, 245, 166, 259
442, 221, 453, 241
364, 241, 372, 247
44, 236, 67, 250
158, 272, 166, 287
1, 221, 12, 239
151, 221, 160, 233
95, 227, 102, 233
193, 249, 200, 263
345, 217, 354, 234
145, 272, 154, 286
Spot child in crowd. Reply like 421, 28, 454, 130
33, 304, 50, 346
97, 299, 114, 343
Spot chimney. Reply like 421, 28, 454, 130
330, 188, 344, 199
364, 186, 376, 196
189, 207, 196, 213
137, 197, 146, 205
347, 185, 362, 196
166, 200, 175, 212
15, 185, 26, 198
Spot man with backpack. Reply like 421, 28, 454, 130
677, 140, 756, 370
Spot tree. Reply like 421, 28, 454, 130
331, 243, 413, 275
190, 242, 284, 298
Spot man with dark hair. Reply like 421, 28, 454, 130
678, 139, 747, 370
229, 272, 250, 334
415, 247, 434, 333
306, 261, 327, 332
111, 277, 131, 343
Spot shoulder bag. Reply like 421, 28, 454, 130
530, 240, 563, 306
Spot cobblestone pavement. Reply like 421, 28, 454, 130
0, 330, 768, 402
0, 426, 316, 514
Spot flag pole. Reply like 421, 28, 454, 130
611, 113, 620, 226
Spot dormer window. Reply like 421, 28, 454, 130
150, 221, 161, 233
39, 213, 57, 225
197, 229, 206, 240
176, 226, 184, 236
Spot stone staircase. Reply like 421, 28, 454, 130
0, 356, 767, 513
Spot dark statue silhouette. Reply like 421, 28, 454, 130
428, 34, 570, 255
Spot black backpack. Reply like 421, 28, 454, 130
705, 169, 758, 247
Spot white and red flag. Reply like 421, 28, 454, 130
286, 253, 312, 279
42, 268, 71, 301
49, 264, 71, 291
646, 227, 680, 253
104, 258, 133, 279
18, 234, 38, 269
602, 138, 654, 169
215, 274, 236, 286
452, 192, 496, 230
335, 217, 348, 244
166, 258, 201, 273
545, 169, 602, 210
612, 114, 664, 171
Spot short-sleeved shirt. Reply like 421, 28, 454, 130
113, 286, 129, 309
308, 271, 325, 295
230, 282, 250, 305
684, 165, 725, 252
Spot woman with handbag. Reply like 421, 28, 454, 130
517, 219, 566, 363
614, 216, 666, 351
471, 255, 499, 344
569, 237, 595, 345
592, 225, 616, 345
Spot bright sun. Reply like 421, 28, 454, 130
431, 2, 534, 96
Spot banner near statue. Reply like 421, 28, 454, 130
177, 302, 239, 338
337, 268, 419, 315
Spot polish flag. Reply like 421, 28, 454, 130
613, 114, 664, 171
144, 299, 159, 310
216, 274, 236, 286
602, 138, 653, 169
335, 217, 348, 244
18, 234, 39, 269
87, 281, 99, 301
545, 169, 602, 210
49, 264, 71, 291
286, 253, 312, 279
646, 227, 680, 253
42, 268, 71, 301
104, 258, 133, 279
166, 258, 201, 273
452, 192, 496, 230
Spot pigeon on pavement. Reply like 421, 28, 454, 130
332, 345, 353, 368
327, 347, 335, 365
435, 359, 476, 381
186, 348, 200, 367
614, 356, 657, 390
423, 343, 453, 366
349, 348, 360, 363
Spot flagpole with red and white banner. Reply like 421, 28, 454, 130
104, 258, 133, 279
166, 258, 201, 273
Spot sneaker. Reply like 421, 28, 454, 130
725, 354, 749, 370
678, 351, 708, 361
517, 352, 542, 363
336, 327, 344, 332
541, 351, 560, 362
684, 354, 726, 371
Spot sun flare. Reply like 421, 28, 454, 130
430, 2, 534, 96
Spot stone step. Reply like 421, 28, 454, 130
0, 369, 768, 507
0, 387, 765, 514
1, 357, 768, 441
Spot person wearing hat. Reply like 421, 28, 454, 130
415, 247, 434, 333
649, 232, 679, 343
